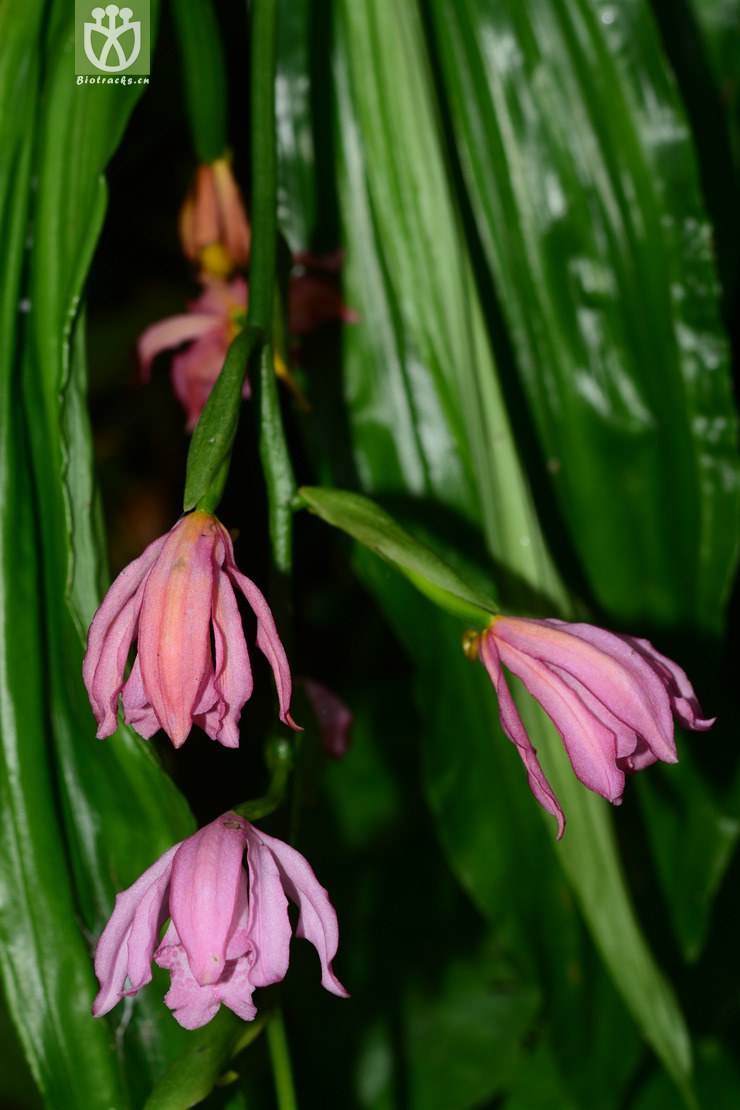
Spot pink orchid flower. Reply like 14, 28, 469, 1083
92, 812, 348, 1030
139, 278, 248, 431
179, 157, 251, 278
477, 616, 713, 837
83, 509, 298, 748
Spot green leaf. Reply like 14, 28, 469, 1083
638, 758, 740, 962
0, 3, 126, 1104
649, 0, 740, 307
2, 1, 197, 1101
257, 342, 297, 576
333, 0, 566, 614
275, 0, 316, 249
297, 485, 498, 623
184, 325, 260, 513
170, 0, 229, 163
356, 950, 539, 1110
0, 394, 124, 1109
428, 0, 740, 633
144, 1009, 268, 1110
536, 721, 694, 1099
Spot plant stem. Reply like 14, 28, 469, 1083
266, 1008, 298, 1110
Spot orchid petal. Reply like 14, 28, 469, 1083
619, 736, 659, 773
225, 556, 297, 730
213, 159, 251, 267
82, 532, 166, 734
155, 944, 222, 1030
179, 163, 219, 261
243, 834, 291, 988
212, 957, 258, 1022
170, 331, 231, 432
550, 664, 641, 762
620, 634, 715, 730
497, 640, 625, 803
121, 656, 160, 738
92, 843, 179, 1017
169, 814, 248, 987
247, 826, 348, 997
87, 589, 142, 738
478, 635, 565, 838
187, 276, 247, 317
224, 871, 251, 961
479, 615, 713, 831
195, 570, 253, 747
137, 513, 218, 746
496, 618, 677, 764
138, 314, 221, 380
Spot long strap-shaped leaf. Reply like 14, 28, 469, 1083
3, 1, 196, 1102
429, 0, 739, 634
0, 4, 126, 1103
331, 0, 694, 1094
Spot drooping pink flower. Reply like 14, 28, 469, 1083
92, 812, 348, 1029
476, 616, 713, 837
138, 278, 247, 432
179, 157, 251, 278
83, 510, 297, 748
302, 678, 353, 759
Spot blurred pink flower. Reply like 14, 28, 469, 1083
139, 256, 358, 430
92, 812, 348, 1029
83, 510, 297, 748
179, 157, 251, 278
477, 616, 713, 837
302, 677, 353, 759
139, 278, 247, 431
289, 250, 361, 335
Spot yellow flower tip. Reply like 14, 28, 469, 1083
211, 155, 232, 177
180, 509, 218, 539
199, 243, 233, 280
179, 156, 251, 275
462, 630, 481, 661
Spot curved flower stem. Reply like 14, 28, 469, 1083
232, 736, 293, 821
266, 1007, 298, 1110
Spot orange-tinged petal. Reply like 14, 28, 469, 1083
179, 159, 251, 277
137, 511, 219, 746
